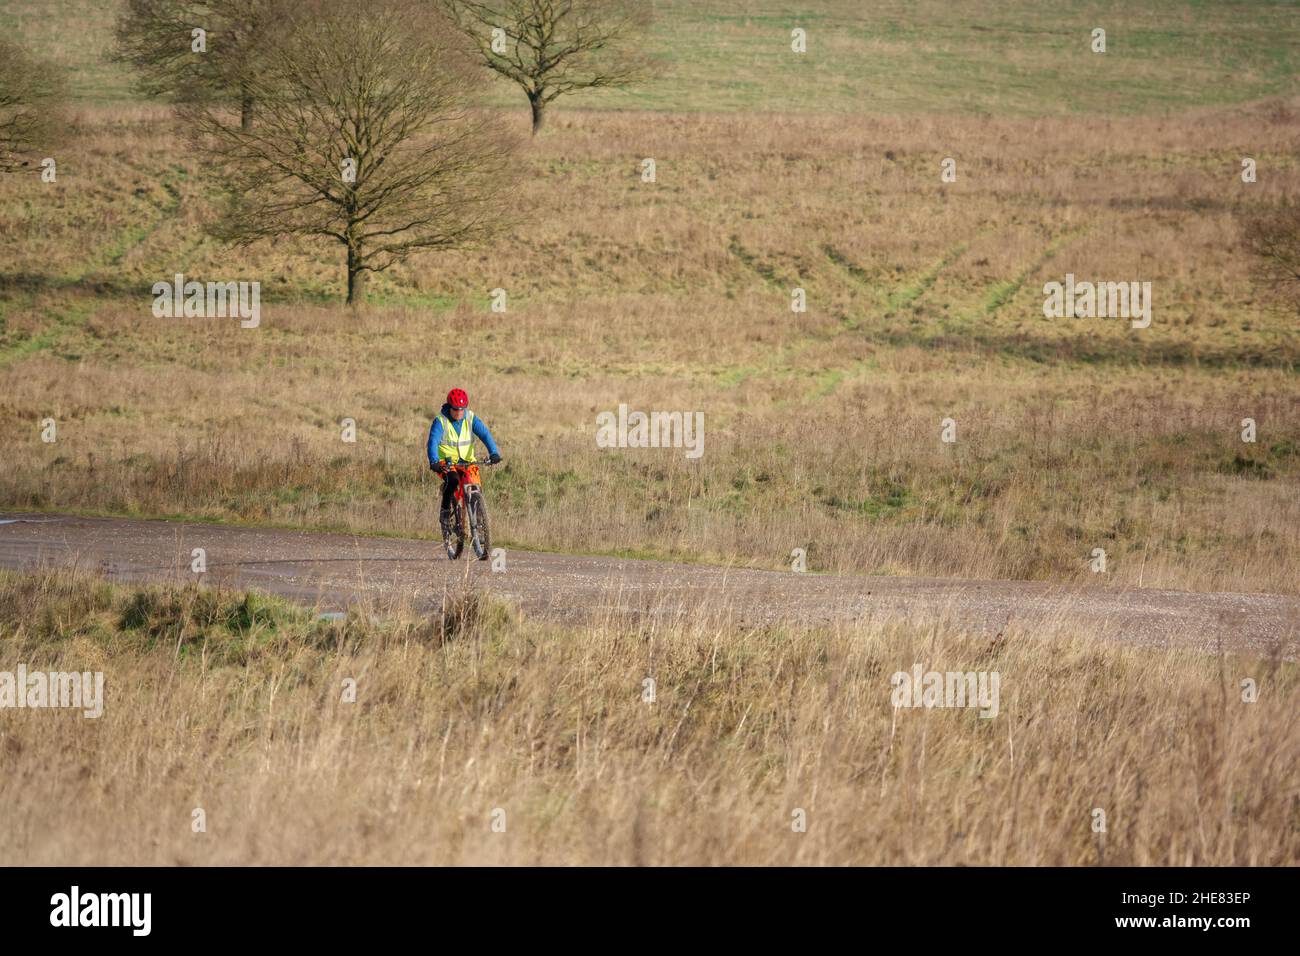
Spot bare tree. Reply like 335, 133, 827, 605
0, 40, 67, 173
1243, 202, 1300, 314
186, 0, 516, 304
113, 0, 282, 130
444, 0, 652, 134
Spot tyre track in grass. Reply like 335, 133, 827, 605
978, 225, 1089, 319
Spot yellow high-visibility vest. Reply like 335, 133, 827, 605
437, 410, 476, 463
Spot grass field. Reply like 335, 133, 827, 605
4, 0, 1300, 113
2, 1, 1298, 868
2, 103, 1297, 593
2, 569, 1294, 865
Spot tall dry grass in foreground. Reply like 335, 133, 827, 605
1, 569, 1294, 865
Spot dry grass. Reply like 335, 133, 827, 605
1, 105, 1298, 593
4, 0, 1298, 871
0, 569, 1294, 865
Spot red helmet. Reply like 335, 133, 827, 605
446, 388, 468, 409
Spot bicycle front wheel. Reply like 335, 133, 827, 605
468, 491, 491, 560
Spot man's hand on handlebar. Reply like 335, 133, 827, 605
433, 456, 502, 473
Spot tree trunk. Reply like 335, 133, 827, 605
240, 91, 254, 131
529, 93, 545, 135
347, 245, 366, 304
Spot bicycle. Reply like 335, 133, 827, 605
438, 459, 499, 560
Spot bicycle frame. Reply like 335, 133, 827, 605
447, 462, 482, 508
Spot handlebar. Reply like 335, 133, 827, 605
434, 459, 502, 469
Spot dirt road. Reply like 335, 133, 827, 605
0, 512, 1296, 656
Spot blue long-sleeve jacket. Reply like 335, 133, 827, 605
427, 404, 500, 465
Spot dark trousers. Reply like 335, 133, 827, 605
439, 470, 461, 514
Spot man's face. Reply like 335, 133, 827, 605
449, 407, 465, 421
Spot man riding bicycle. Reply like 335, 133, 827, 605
427, 388, 502, 534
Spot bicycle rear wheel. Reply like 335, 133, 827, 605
442, 503, 465, 560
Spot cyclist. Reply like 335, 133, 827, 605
427, 388, 502, 533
